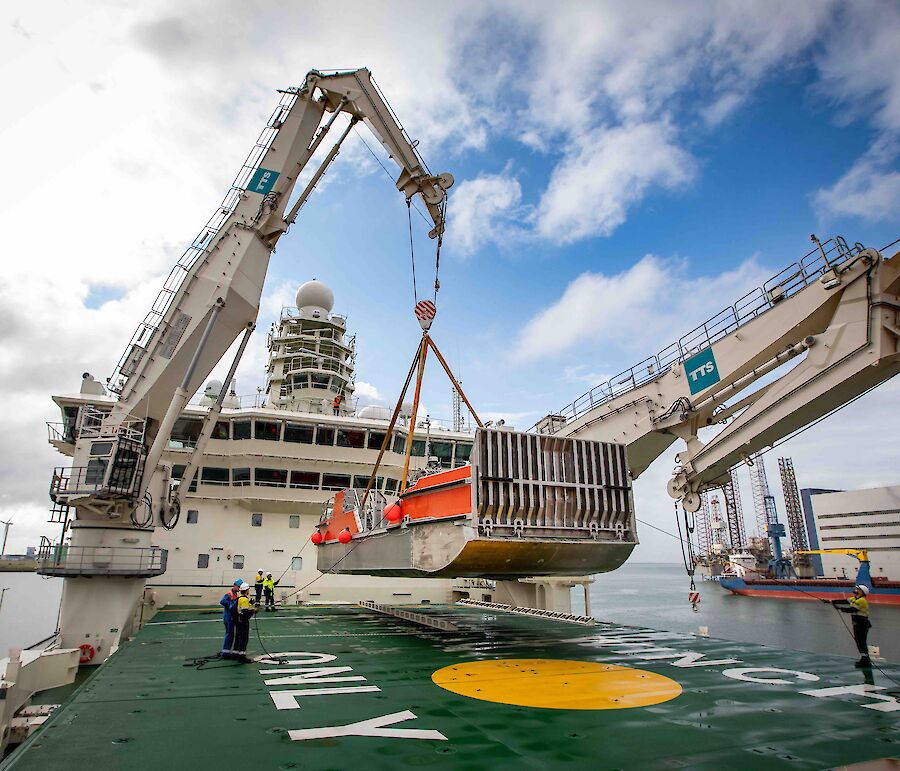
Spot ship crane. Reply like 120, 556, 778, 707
44, 69, 453, 660
541, 236, 900, 511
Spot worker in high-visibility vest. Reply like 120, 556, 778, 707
217, 578, 242, 658
253, 570, 265, 606
332, 393, 343, 415
263, 572, 280, 611
232, 583, 257, 663
838, 584, 872, 668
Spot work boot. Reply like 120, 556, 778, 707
854, 656, 872, 668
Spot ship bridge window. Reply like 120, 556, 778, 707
385, 478, 399, 494
337, 428, 366, 449
316, 427, 335, 446
255, 420, 281, 441
284, 423, 314, 444
90, 441, 113, 457
412, 440, 426, 457
322, 473, 352, 491
431, 441, 453, 468
84, 458, 108, 486
232, 420, 251, 440
62, 406, 80, 442
212, 421, 230, 440
201, 467, 229, 486
455, 442, 473, 464
171, 465, 197, 493
367, 431, 387, 450
310, 373, 331, 389
197, 553, 210, 569
171, 417, 202, 448
233, 554, 245, 569
232, 467, 251, 486
392, 434, 406, 454
255, 468, 288, 487
291, 374, 309, 389
353, 475, 384, 491
289, 515, 300, 528
290, 471, 319, 489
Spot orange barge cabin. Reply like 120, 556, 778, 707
313, 427, 637, 579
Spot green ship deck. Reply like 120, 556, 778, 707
4, 604, 900, 770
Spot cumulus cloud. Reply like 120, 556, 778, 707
535, 122, 695, 242
513, 254, 769, 362
448, 172, 523, 255
814, 135, 900, 221
443, 1, 833, 250
811, 1, 900, 222
353, 381, 383, 406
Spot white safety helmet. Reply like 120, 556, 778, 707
240, 583, 250, 591
855, 584, 870, 595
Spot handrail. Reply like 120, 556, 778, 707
541, 236, 864, 429
36, 545, 168, 577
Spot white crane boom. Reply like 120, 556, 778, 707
45, 68, 454, 660
539, 238, 900, 512
63, 68, 452, 516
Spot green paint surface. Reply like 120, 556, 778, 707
3, 605, 899, 770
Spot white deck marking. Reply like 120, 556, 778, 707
288, 710, 447, 742
721, 667, 820, 685
800, 684, 900, 712
271, 686, 381, 710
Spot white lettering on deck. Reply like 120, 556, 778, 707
288, 710, 447, 742
271, 685, 381, 710
260, 650, 446, 741
722, 667, 820, 686
800, 684, 900, 712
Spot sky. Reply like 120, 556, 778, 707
0, 0, 898, 563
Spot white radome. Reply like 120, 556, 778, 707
204, 380, 223, 397
296, 280, 334, 314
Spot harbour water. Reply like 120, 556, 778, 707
0, 572, 62, 654
585, 562, 900, 662
1, 563, 898, 663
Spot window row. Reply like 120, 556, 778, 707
187, 511, 303, 528
170, 417, 472, 466
174, 465, 403, 494
196, 552, 303, 571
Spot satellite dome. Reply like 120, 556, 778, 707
204, 380, 223, 397
296, 280, 334, 315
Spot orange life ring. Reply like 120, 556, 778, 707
79, 643, 95, 664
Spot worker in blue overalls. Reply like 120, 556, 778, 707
218, 578, 242, 657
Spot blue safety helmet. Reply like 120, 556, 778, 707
233, 578, 243, 586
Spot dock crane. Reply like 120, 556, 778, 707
44, 69, 453, 660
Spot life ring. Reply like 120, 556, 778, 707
79, 643, 95, 664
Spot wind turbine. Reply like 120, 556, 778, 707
0, 518, 12, 557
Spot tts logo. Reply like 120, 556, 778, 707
689, 361, 715, 382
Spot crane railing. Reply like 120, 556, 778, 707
540, 237, 866, 430
107, 91, 299, 396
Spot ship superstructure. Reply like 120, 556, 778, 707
47, 280, 475, 607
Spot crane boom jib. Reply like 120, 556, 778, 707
65, 68, 454, 523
